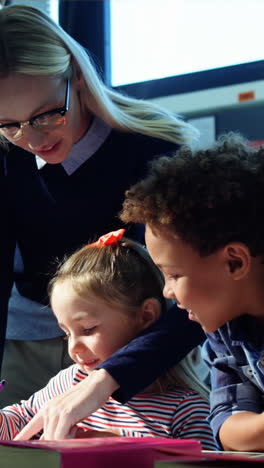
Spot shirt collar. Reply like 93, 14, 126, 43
36, 116, 112, 175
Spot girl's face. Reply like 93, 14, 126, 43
145, 224, 244, 333
0, 73, 90, 164
51, 280, 146, 373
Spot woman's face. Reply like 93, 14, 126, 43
0, 73, 90, 163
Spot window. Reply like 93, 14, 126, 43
109, 0, 264, 115
110, 0, 264, 87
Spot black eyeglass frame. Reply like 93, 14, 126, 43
0, 78, 70, 132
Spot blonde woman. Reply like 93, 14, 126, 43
0, 4, 204, 438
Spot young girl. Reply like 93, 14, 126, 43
0, 230, 215, 449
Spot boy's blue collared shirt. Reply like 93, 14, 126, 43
202, 314, 264, 448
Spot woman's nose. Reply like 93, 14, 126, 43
23, 126, 46, 150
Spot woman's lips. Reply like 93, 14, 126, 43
37, 140, 61, 158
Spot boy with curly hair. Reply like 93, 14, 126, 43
120, 133, 264, 452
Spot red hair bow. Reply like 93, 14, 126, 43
88, 229, 125, 248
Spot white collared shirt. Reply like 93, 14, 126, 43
36, 116, 112, 175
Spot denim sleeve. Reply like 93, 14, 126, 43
202, 334, 264, 449
96, 303, 205, 403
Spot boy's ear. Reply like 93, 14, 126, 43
223, 243, 251, 280
139, 298, 161, 330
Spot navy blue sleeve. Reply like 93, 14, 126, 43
0, 152, 16, 373
96, 303, 205, 403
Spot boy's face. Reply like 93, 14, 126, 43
145, 224, 242, 333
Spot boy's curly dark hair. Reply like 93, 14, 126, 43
120, 132, 264, 257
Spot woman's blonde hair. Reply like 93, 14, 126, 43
0, 4, 198, 145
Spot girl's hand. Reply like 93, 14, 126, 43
14, 369, 119, 441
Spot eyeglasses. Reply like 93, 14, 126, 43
0, 78, 70, 142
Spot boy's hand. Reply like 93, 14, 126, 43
14, 369, 119, 441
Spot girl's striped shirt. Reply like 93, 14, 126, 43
0, 364, 216, 449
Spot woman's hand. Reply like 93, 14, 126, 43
14, 369, 119, 441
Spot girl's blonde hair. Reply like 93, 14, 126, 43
48, 237, 166, 316
49, 237, 210, 401
0, 4, 199, 145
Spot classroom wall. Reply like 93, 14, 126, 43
150, 81, 264, 143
